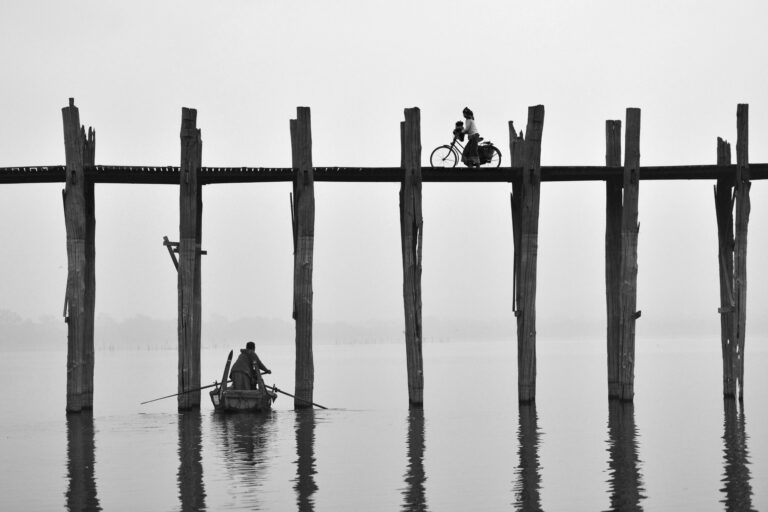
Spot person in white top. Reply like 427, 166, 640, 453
461, 107, 480, 167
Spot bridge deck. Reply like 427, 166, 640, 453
0, 163, 765, 185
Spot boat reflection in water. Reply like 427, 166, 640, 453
605, 400, 645, 512
211, 411, 276, 510
513, 403, 542, 511
177, 410, 206, 511
401, 408, 427, 512
66, 410, 101, 512
721, 398, 756, 511
294, 409, 318, 512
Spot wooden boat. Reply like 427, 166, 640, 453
209, 350, 276, 413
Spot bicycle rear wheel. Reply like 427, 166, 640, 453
487, 147, 502, 167
430, 145, 458, 168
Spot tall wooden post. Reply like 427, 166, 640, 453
509, 105, 544, 403
62, 98, 96, 412
399, 107, 424, 407
178, 107, 203, 410
714, 137, 736, 396
733, 104, 750, 400
290, 107, 315, 409
605, 120, 622, 398
617, 108, 641, 401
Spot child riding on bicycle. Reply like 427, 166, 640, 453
460, 107, 480, 167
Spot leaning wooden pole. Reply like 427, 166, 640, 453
177, 107, 203, 410
62, 98, 96, 412
290, 107, 315, 409
617, 108, 641, 401
509, 106, 545, 403
399, 107, 424, 407
733, 104, 750, 400
714, 137, 736, 397
605, 120, 622, 398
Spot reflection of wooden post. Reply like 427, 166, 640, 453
733, 104, 750, 400
617, 108, 641, 401
178, 108, 203, 410
514, 403, 541, 510
605, 120, 622, 398
62, 98, 96, 412
715, 137, 736, 397
178, 411, 206, 511
66, 411, 100, 510
509, 106, 544, 403
607, 400, 643, 510
399, 107, 424, 407
290, 107, 315, 409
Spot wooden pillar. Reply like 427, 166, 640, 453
714, 137, 736, 396
509, 105, 544, 403
605, 120, 622, 398
399, 107, 424, 407
178, 107, 203, 410
290, 107, 315, 409
733, 104, 750, 400
617, 108, 641, 401
62, 98, 96, 412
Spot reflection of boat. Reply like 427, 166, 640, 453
209, 350, 276, 413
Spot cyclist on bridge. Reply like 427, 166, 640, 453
460, 107, 481, 167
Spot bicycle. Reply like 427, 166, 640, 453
429, 132, 502, 168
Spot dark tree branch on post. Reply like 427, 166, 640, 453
617, 108, 641, 401
605, 120, 622, 398
510, 105, 544, 403
62, 98, 96, 413
400, 107, 424, 408
178, 107, 203, 410
291, 107, 315, 409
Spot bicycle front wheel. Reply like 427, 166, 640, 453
430, 145, 458, 168
487, 147, 502, 167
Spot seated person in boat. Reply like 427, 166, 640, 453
229, 341, 271, 390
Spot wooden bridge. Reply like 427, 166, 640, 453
1, 99, 758, 411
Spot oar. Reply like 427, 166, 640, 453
269, 384, 328, 410
140, 380, 231, 405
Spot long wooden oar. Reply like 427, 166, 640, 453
140, 380, 230, 405
269, 384, 328, 409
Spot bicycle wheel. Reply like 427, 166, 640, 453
487, 147, 502, 167
430, 145, 458, 168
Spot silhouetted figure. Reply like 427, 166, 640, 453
177, 410, 206, 512
294, 409, 318, 512
606, 400, 645, 512
230, 341, 271, 390
66, 411, 101, 512
460, 107, 481, 167
513, 403, 542, 512
402, 408, 427, 512
721, 398, 756, 511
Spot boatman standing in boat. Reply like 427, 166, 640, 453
229, 341, 271, 390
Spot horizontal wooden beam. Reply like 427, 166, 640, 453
1, 163, 768, 184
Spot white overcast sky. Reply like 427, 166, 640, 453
1, 1, 767, 340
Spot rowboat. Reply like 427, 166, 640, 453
208, 350, 276, 413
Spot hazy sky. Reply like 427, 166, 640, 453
1, 1, 767, 342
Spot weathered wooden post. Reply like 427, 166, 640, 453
714, 137, 736, 396
62, 98, 96, 412
178, 107, 203, 410
617, 108, 641, 401
733, 104, 750, 400
399, 107, 424, 407
605, 120, 622, 398
509, 105, 544, 403
290, 107, 315, 409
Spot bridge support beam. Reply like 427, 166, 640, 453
62, 99, 96, 412
605, 120, 622, 398
715, 104, 750, 400
178, 108, 203, 410
400, 107, 424, 407
510, 105, 545, 403
291, 107, 315, 409
616, 108, 641, 401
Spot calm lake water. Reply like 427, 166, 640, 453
1, 338, 766, 511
